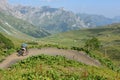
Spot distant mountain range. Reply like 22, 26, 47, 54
77, 13, 120, 27
0, 0, 120, 38
11, 6, 87, 33
11, 5, 120, 33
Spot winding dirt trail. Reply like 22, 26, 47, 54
0, 48, 101, 69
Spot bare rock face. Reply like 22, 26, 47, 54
12, 6, 88, 33
0, 0, 9, 10
0, 0, 88, 34
0, 0, 7, 5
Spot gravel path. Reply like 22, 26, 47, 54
0, 48, 101, 69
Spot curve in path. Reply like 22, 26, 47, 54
0, 48, 101, 69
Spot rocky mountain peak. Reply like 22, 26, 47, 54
0, 0, 7, 4
0, 0, 10, 11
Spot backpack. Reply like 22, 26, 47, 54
21, 43, 27, 48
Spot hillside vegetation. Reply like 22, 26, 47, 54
0, 33, 15, 61
0, 54, 119, 80
0, 1, 120, 80
0, 33, 14, 49
0, 23, 120, 80
41, 23, 120, 65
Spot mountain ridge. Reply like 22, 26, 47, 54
11, 5, 87, 33
1, 0, 120, 38
77, 13, 120, 27
10, 5, 120, 33
0, 12, 50, 38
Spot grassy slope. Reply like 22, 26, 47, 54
0, 23, 120, 80
0, 13, 36, 40
0, 55, 119, 80
40, 24, 120, 65
0, 12, 50, 38
0, 33, 15, 62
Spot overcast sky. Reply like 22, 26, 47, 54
8, 0, 120, 18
